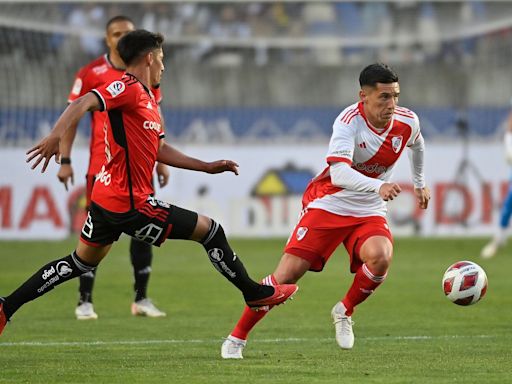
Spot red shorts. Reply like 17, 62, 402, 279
284, 208, 393, 272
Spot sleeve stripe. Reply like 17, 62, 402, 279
326, 156, 352, 166
91, 89, 106, 112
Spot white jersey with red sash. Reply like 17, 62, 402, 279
303, 101, 421, 217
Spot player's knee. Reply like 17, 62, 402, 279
361, 243, 393, 275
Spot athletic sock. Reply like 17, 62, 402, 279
78, 269, 97, 305
200, 221, 273, 301
130, 238, 153, 302
342, 264, 387, 316
3, 252, 96, 319
231, 275, 277, 340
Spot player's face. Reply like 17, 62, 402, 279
149, 48, 165, 88
360, 82, 400, 128
105, 21, 135, 55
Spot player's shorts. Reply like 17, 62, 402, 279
284, 208, 393, 273
80, 196, 198, 247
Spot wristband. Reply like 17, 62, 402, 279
60, 157, 71, 165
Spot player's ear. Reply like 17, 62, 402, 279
145, 51, 154, 66
359, 89, 367, 102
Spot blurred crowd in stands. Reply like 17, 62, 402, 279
1, 1, 511, 66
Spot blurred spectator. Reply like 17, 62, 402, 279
418, 2, 441, 61
67, 3, 105, 57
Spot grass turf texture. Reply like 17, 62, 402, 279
0, 237, 511, 383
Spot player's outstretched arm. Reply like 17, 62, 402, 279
26, 93, 101, 172
157, 142, 239, 175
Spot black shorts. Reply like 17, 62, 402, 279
80, 196, 198, 247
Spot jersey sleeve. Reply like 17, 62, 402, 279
406, 111, 422, 147
91, 79, 134, 112
326, 119, 355, 166
67, 66, 94, 103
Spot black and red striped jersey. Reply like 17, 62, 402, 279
90, 73, 165, 213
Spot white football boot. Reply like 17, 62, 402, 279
75, 302, 98, 320
221, 335, 246, 359
131, 298, 167, 317
480, 239, 504, 259
331, 301, 354, 349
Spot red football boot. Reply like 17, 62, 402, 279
245, 284, 298, 309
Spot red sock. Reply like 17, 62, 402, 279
231, 274, 277, 340
342, 264, 387, 316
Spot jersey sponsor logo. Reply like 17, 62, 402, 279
296, 226, 308, 241
106, 80, 126, 97
391, 135, 403, 153
96, 165, 112, 186
134, 223, 163, 245
92, 64, 108, 75
208, 248, 224, 262
353, 162, 387, 175
143, 120, 161, 132
42, 266, 56, 280
71, 78, 83, 96
56, 261, 72, 277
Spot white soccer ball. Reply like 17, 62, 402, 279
442, 261, 488, 306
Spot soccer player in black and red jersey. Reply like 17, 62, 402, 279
0, 30, 298, 336
59, 15, 168, 320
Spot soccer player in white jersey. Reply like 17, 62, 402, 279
221, 63, 431, 359
481, 104, 512, 258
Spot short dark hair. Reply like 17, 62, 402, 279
105, 15, 134, 31
117, 30, 164, 66
359, 63, 398, 87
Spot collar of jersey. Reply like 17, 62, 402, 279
358, 102, 392, 136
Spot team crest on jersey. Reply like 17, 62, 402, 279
296, 227, 308, 241
106, 81, 125, 97
391, 135, 403, 153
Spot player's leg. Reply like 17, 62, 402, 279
481, 180, 512, 258
341, 235, 392, 315
190, 214, 298, 307
222, 208, 344, 359
125, 199, 298, 309
222, 253, 310, 359
333, 222, 393, 350
76, 174, 98, 320
129, 238, 166, 317
0, 242, 111, 335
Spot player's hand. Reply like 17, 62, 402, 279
414, 187, 431, 209
156, 162, 170, 188
57, 164, 74, 191
379, 183, 401, 201
207, 160, 239, 175
26, 134, 61, 172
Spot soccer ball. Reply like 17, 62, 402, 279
442, 261, 488, 306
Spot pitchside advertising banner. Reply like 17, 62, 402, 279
0, 143, 508, 240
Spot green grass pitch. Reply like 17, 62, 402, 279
0, 237, 511, 383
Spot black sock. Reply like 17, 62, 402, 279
3, 252, 96, 319
78, 269, 97, 305
200, 221, 273, 301
130, 238, 153, 302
